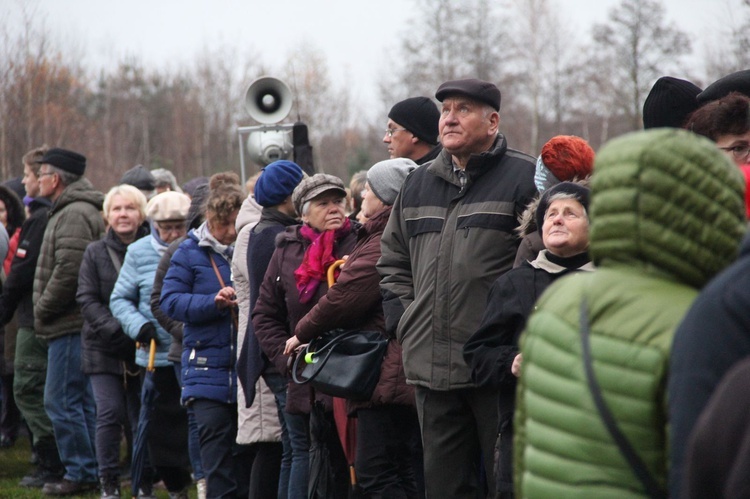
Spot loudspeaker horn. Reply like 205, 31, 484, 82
244, 76, 293, 124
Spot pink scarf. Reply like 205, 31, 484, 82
294, 219, 351, 304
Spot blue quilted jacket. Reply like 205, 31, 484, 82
160, 231, 236, 404
110, 234, 174, 368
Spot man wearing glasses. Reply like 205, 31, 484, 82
33, 148, 104, 496
383, 96, 442, 165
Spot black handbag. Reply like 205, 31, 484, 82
291, 329, 388, 401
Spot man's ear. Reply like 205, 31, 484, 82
489, 112, 500, 135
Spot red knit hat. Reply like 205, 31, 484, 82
540, 136, 595, 181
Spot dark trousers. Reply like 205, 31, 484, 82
415, 386, 499, 499
146, 366, 192, 493
90, 372, 141, 475
235, 442, 283, 499
355, 405, 422, 499
0, 373, 21, 443
192, 399, 240, 499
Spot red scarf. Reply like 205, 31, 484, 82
294, 218, 351, 304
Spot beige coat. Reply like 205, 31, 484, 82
232, 196, 281, 445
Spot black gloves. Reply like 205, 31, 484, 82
136, 322, 159, 346
111, 330, 136, 361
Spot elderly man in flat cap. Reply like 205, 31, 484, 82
384, 96, 442, 165
378, 79, 536, 497
33, 148, 105, 495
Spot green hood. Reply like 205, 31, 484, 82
590, 128, 746, 288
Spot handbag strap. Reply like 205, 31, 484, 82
291, 330, 357, 385
209, 253, 238, 331
106, 245, 122, 274
579, 300, 666, 499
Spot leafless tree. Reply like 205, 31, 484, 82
592, 0, 691, 130
281, 43, 354, 179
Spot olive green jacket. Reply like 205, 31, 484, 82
33, 178, 104, 340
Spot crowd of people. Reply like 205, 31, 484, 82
0, 68, 750, 499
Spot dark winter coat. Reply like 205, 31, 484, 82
237, 207, 299, 406
464, 251, 593, 417
0, 197, 51, 328
668, 232, 750, 497
682, 355, 750, 499
378, 134, 536, 390
160, 231, 237, 404
252, 223, 358, 414
151, 236, 186, 364
77, 225, 148, 374
294, 207, 414, 410
33, 178, 105, 339
415, 144, 442, 165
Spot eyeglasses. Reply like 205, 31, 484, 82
38, 171, 56, 178
156, 222, 186, 233
385, 127, 408, 137
719, 144, 750, 161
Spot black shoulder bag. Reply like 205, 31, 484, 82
291, 329, 388, 401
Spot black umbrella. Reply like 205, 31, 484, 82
130, 339, 157, 499
308, 398, 334, 499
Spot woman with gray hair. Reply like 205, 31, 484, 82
253, 173, 359, 499
464, 181, 594, 498
284, 159, 422, 498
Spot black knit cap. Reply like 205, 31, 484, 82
35, 148, 86, 175
388, 97, 440, 145
643, 76, 702, 129
435, 78, 501, 111
536, 181, 590, 235
698, 69, 750, 103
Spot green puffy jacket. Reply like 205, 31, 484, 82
33, 178, 105, 340
514, 129, 746, 498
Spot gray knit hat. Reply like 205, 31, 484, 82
367, 158, 417, 205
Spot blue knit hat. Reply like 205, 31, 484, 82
254, 160, 304, 208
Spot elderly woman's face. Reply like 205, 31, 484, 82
155, 220, 187, 244
302, 191, 347, 232
108, 193, 144, 242
542, 198, 589, 258
208, 209, 239, 246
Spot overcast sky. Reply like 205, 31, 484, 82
3, 0, 739, 117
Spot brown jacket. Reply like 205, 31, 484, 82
295, 207, 414, 410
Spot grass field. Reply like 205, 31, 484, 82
0, 438, 194, 498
